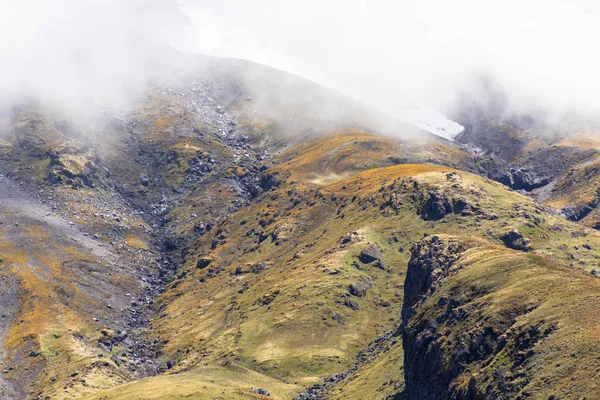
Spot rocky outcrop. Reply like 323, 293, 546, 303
562, 188, 600, 222
418, 191, 470, 221
358, 244, 384, 264
47, 140, 103, 188
500, 228, 532, 251
401, 237, 558, 400
401, 236, 464, 324
472, 158, 549, 192
348, 277, 372, 298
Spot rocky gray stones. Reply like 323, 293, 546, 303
348, 277, 372, 298
252, 387, 270, 396
344, 299, 360, 311
359, 244, 383, 264
419, 191, 471, 221
419, 190, 452, 220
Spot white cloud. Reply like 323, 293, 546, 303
181, 0, 600, 117
1, 0, 600, 123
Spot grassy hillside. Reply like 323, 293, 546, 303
403, 235, 600, 399
3, 57, 600, 399
86, 133, 600, 399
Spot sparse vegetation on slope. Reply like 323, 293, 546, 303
403, 235, 600, 399
3, 56, 600, 400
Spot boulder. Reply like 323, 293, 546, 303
252, 388, 271, 396
344, 299, 360, 311
348, 277, 372, 297
500, 228, 532, 252
359, 244, 383, 264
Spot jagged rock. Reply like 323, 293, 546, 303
359, 244, 383, 264
419, 191, 470, 221
402, 236, 463, 323
344, 299, 360, 311
475, 158, 549, 191
419, 191, 452, 220
500, 228, 532, 251
348, 278, 372, 297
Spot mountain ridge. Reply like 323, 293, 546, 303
2, 54, 600, 399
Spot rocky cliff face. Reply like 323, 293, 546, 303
401, 236, 600, 400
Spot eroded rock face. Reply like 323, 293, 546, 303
418, 191, 470, 221
47, 140, 103, 188
401, 236, 464, 324
401, 237, 557, 400
474, 158, 550, 191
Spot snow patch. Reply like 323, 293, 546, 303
398, 107, 464, 141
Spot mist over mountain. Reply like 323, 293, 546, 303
3, 2, 600, 400
5, 1, 600, 137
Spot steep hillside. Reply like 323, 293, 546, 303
2, 55, 600, 400
89, 134, 600, 399
403, 235, 600, 399
0, 54, 461, 399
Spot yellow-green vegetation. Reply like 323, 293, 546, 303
326, 341, 405, 399
5, 89, 600, 399
0, 212, 142, 399
85, 134, 600, 399
403, 235, 600, 399
86, 366, 299, 400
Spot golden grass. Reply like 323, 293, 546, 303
405, 236, 600, 399
85, 366, 300, 400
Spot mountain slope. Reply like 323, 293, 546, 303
90, 134, 600, 399
2, 55, 600, 400
403, 235, 600, 399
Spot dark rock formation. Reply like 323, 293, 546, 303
344, 299, 360, 311
348, 277, 372, 298
418, 191, 470, 221
563, 188, 600, 222
500, 228, 532, 252
472, 158, 550, 192
401, 236, 463, 323
359, 244, 384, 264
401, 237, 557, 400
